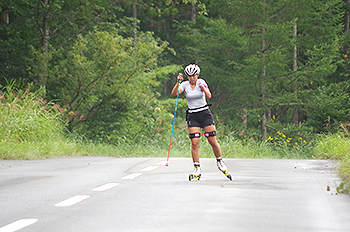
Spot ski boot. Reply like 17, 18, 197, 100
189, 163, 201, 181
217, 158, 232, 181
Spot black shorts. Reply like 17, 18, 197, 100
186, 109, 215, 128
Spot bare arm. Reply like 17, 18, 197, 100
198, 81, 212, 99
171, 73, 184, 96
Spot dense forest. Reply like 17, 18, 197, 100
1, 0, 350, 145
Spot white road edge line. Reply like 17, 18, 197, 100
55, 195, 90, 207
0, 219, 38, 232
122, 173, 142, 180
141, 166, 158, 172
92, 183, 120, 192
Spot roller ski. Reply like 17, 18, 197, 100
189, 163, 201, 181
217, 158, 232, 181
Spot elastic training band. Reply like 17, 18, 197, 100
189, 131, 216, 139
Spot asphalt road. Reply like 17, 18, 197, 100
0, 157, 349, 232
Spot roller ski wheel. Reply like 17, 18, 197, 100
222, 170, 232, 181
189, 173, 201, 181
217, 158, 232, 181
189, 163, 201, 181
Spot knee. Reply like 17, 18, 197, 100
207, 136, 219, 147
191, 139, 200, 150
209, 140, 219, 148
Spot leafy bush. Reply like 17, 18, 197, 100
45, 30, 185, 146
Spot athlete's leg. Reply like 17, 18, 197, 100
204, 124, 232, 180
204, 124, 222, 158
189, 127, 201, 163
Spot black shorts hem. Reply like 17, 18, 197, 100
186, 109, 215, 128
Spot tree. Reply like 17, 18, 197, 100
0, 0, 122, 88
48, 29, 175, 142
198, 0, 345, 138
0, 0, 38, 86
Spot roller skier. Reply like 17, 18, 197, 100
171, 64, 232, 181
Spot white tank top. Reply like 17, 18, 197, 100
179, 79, 209, 113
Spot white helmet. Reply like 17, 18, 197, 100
184, 64, 200, 76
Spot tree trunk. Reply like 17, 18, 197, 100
260, 0, 267, 139
190, 2, 196, 22
241, 108, 248, 127
345, 0, 350, 33
261, 26, 267, 139
132, 0, 138, 43
37, 0, 50, 89
0, 10, 9, 25
292, 19, 299, 124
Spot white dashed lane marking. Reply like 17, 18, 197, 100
2, 159, 178, 231
0, 219, 38, 232
55, 195, 90, 207
122, 173, 142, 180
92, 183, 119, 192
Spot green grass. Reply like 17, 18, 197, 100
314, 134, 350, 193
0, 85, 84, 159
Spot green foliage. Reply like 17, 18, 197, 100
0, 82, 64, 143
48, 30, 172, 143
266, 128, 313, 158
301, 41, 340, 86
2, 0, 349, 141
301, 81, 350, 133
314, 134, 350, 192
0, 81, 326, 164
0, 0, 119, 86
0, 82, 165, 159
172, 0, 345, 138
0, 83, 74, 159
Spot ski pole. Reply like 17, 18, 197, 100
166, 79, 181, 166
